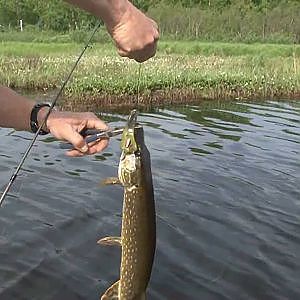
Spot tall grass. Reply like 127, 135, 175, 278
149, 2, 300, 43
159, 41, 300, 57
0, 41, 299, 107
0, 26, 111, 44
1, 41, 299, 57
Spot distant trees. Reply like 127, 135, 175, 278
148, 0, 300, 42
0, 0, 39, 27
0, 0, 97, 30
0, 0, 299, 43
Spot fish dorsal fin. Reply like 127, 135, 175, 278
97, 237, 122, 246
101, 280, 119, 300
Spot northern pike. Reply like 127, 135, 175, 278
98, 110, 156, 300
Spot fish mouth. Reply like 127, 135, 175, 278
120, 109, 139, 154
121, 124, 143, 155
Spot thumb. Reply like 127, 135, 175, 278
63, 126, 88, 153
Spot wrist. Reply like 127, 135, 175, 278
30, 102, 54, 135
100, 0, 129, 31
37, 106, 50, 133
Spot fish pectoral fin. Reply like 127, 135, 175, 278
101, 280, 119, 300
97, 236, 122, 246
100, 177, 121, 186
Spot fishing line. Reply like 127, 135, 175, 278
0, 22, 101, 207
135, 63, 142, 109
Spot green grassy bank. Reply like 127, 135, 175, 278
0, 41, 299, 109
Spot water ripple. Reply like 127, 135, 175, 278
0, 100, 299, 300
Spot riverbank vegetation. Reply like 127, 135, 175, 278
0, 41, 299, 109
0, 0, 299, 108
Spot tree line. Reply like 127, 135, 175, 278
0, 0, 299, 43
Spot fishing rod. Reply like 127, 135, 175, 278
0, 22, 101, 207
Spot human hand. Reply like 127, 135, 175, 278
39, 109, 109, 157
106, 1, 159, 62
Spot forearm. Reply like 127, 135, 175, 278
64, 0, 129, 28
0, 86, 36, 131
0, 86, 109, 156
65, 0, 159, 62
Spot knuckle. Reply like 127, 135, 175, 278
135, 57, 145, 63
73, 141, 82, 149
145, 36, 156, 48
84, 112, 95, 119
103, 124, 109, 130
121, 46, 132, 54
118, 49, 127, 57
72, 137, 85, 149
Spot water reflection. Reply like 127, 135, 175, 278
0, 100, 299, 300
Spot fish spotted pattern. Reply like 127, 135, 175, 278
99, 121, 156, 300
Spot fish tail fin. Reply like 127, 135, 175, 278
101, 280, 119, 300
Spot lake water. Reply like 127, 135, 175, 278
0, 100, 299, 300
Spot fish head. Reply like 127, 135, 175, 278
121, 109, 139, 156
118, 152, 141, 187
119, 110, 144, 187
